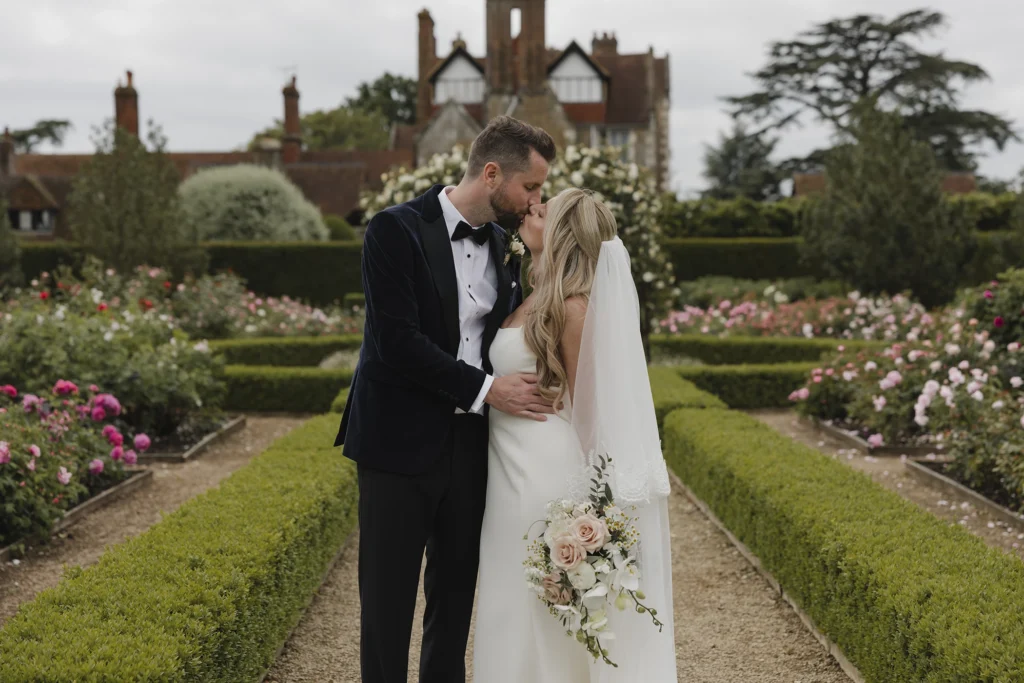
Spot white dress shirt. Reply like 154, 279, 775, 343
437, 186, 498, 415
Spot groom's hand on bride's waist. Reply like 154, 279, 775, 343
485, 373, 556, 421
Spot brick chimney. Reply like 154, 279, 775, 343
487, 0, 546, 94
114, 70, 139, 137
592, 32, 618, 58
282, 76, 301, 164
0, 128, 13, 178
520, 0, 546, 92
418, 9, 437, 124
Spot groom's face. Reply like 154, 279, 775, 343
489, 149, 550, 232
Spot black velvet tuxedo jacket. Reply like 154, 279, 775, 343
334, 184, 524, 474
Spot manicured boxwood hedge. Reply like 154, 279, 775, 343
209, 335, 362, 367
663, 407, 1024, 681
676, 362, 816, 409
647, 366, 726, 425
0, 414, 358, 681
330, 386, 350, 414
15, 232, 1020, 306
224, 365, 353, 413
650, 334, 882, 365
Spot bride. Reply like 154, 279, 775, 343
473, 188, 678, 682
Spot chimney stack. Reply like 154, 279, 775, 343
592, 31, 618, 58
114, 70, 139, 137
418, 9, 437, 124
282, 75, 301, 164
0, 128, 13, 177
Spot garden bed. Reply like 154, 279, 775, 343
0, 468, 154, 563
140, 414, 248, 464
905, 457, 1024, 531
807, 417, 945, 458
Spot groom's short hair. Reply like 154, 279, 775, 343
466, 116, 556, 178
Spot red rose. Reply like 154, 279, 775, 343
39, 291, 49, 300
97, 303, 108, 312
994, 316, 1005, 328
163, 281, 172, 289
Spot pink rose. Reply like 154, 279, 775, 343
984, 290, 994, 299
124, 450, 138, 466
23, 394, 41, 412
108, 431, 124, 447
995, 316, 1005, 329
542, 572, 572, 606
868, 434, 885, 448
134, 434, 151, 452
550, 535, 586, 571
91, 406, 107, 422
94, 394, 122, 417
570, 514, 609, 553
0, 441, 9, 464
57, 467, 72, 485
28, 458, 36, 472
102, 425, 118, 440
110, 446, 124, 461
28, 444, 41, 458
89, 459, 105, 475
89, 384, 100, 393
53, 380, 79, 396
0, 385, 16, 398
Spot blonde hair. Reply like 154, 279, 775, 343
523, 187, 618, 405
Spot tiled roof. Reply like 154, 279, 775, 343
284, 163, 368, 219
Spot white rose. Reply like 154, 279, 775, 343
568, 561, 597, 590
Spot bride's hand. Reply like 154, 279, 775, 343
485, 373, 555, 421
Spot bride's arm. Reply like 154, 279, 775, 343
560, 297, 588, 403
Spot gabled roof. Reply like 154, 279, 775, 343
427, 45, 486, 84
547, 40, 611, 81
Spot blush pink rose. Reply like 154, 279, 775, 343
542, 572, 572, 606
134, 434, 151, 452
570, 514, 609, 553
0, 441, 9, 464
110, 446, 124, 461
89, 459, 105, 475
550, 535, 586, 571
124, 450, 138, 466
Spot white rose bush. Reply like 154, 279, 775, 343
361, 145, 679, 344
522, 455, 664, 667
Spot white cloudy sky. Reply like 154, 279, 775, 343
3, 0, 1022, 196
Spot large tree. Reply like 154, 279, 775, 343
345, 72, 417, 126
726, 9, 1018, 172
701, 123, 784, 200
248, 106, 390, 152
9, 120, 72, 153
799, 104, 976, 307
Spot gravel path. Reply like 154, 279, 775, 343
264, 479, 850, 683
0, 416, 309, 627
750, 409, 1024, 562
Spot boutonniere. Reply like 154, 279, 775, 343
504, 230, 526, 266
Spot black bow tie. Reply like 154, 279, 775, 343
451, 221, 492, 246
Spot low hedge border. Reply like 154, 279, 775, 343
650, 334, 883, 365
224, 365, 353, 413
675, 362, 816, 409
209, 335, 362, 367
663, 407, 1024, 680
0, 414, 358, 680
647, 366, 726, 425
326, 369, 724, 421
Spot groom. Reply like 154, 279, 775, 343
334, 116, 558, 682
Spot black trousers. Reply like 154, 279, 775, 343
357, 413, 489, 683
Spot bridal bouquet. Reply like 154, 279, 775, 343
523, 455, 664, 667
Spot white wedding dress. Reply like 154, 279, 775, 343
473, 248, 678, 682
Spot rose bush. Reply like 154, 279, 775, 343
789, 282, 1024, 509
0, 381, 151, 547
658, 290, 933, 341
2, 257, 362, 339
0, 296, 226, 441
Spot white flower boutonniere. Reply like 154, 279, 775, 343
505, 231, 526, 266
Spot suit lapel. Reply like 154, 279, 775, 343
418, 214, 461, 355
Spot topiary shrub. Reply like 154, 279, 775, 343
324, 214, 357, 241
0, 196, 23, 291
179, 164, 328, 242
799, 105, 976, 308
